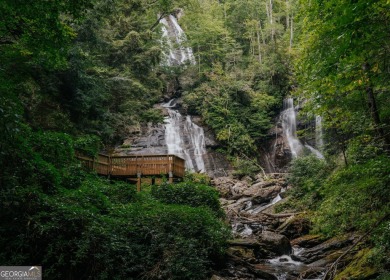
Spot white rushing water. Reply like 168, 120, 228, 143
281, 98, 304, 158
163, 100, 206, 172
315, 115, 324, 151
281, 98, 324, 159
160, 14, 195, 66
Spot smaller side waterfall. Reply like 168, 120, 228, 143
281, 98, 324, 159
281, 98, 304, 158
315, 115, 324, 150
163, 100, 206, 172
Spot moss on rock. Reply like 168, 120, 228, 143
335, 248, 378, 280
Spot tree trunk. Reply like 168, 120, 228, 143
286, 0, 290, 28
290, 15, 293, 49
256, 28, 262, 63
363, 63, 389, 149
270, 0, 274, 41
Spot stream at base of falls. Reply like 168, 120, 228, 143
214, 174, 327, 280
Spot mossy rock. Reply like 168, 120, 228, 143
335, 248, 379, 280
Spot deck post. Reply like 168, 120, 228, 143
137, 172, 142, 192
169, 171, 173, 184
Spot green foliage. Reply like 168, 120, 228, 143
32, 131, 75, 168
1, 172, 229, 279
183, 63, 276, 156
276, 155, 329, 213
288, 154, 329, 195
232, 157, 262, 178
74, 134, 101, 157
178, 0, 292, 158
334, 248, 378, 280
184, 172, 212, 185
313, 156, 390, 236
62, 0, 167, 143
369, 220, 390, 275
0, 0, 91, 70
294, 0, 390, 156
140, 108, 165, 124
151, 181, 224, 218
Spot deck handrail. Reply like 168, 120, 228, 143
76, 152, 186, 179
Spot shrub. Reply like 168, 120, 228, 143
83, 202, 229, 280
32, 131, 75, 169
151, 181, 224, 217
232, 157, 261, 178
313, 156, 390, 236
73, 134, 101, 157
0, 174, 229, 280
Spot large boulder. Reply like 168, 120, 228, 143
212, 177, 238, 198
298, 235, 354, 264
247, 185, 282, 204
276, 214, 311, 239
291, 234, 324, 248
257, 231, 292, 258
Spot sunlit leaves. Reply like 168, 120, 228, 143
294, 0, 390, 158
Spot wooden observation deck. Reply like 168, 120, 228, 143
77, 153, 185, 191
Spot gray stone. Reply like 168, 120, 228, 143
299, 235, 354, 264
257, 231, 292, 257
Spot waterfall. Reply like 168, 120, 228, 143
160, 14, 195, 66
163, 100, 206, 172
281, 98, 324, 159
159, 12, 205, 172
315, 115, 324, 150
281, 98, 304, 158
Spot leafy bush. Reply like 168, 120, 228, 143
32, 131, 75, 168
274, 155, 331, 212
151, 181, 224, 217
184, 172, 212, 185
369, 220, 390, 275
313, 156, 390, 236
232, 157, 261, 178
82, 202, 229, 280
73, 134, 101, 157
288, 154, 329, 193
0, 172, 229, 280
140, 108, 165, 124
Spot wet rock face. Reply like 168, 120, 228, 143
116, 103, 232, 177
259, 125, 292, 173
257, 231, 292, 258
276, 215, 311, 240
296, 235, 355, 265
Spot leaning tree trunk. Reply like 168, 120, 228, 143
363, 63, 389, 150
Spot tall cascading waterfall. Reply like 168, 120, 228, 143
160, 13, 206, 173
163, 100, 206, 172
281, 98, 324, 159
160, 13, 196, 66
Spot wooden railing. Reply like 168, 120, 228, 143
77, 153, 185, 177
76, 153, 185, 190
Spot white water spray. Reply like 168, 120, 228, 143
315, 115, 324, 151
281, 98, 304, 158
281, 98, 324, 159
163, 100, 206, 172
160, 14, 195, 66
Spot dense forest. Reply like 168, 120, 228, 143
0, 0, 389, 279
